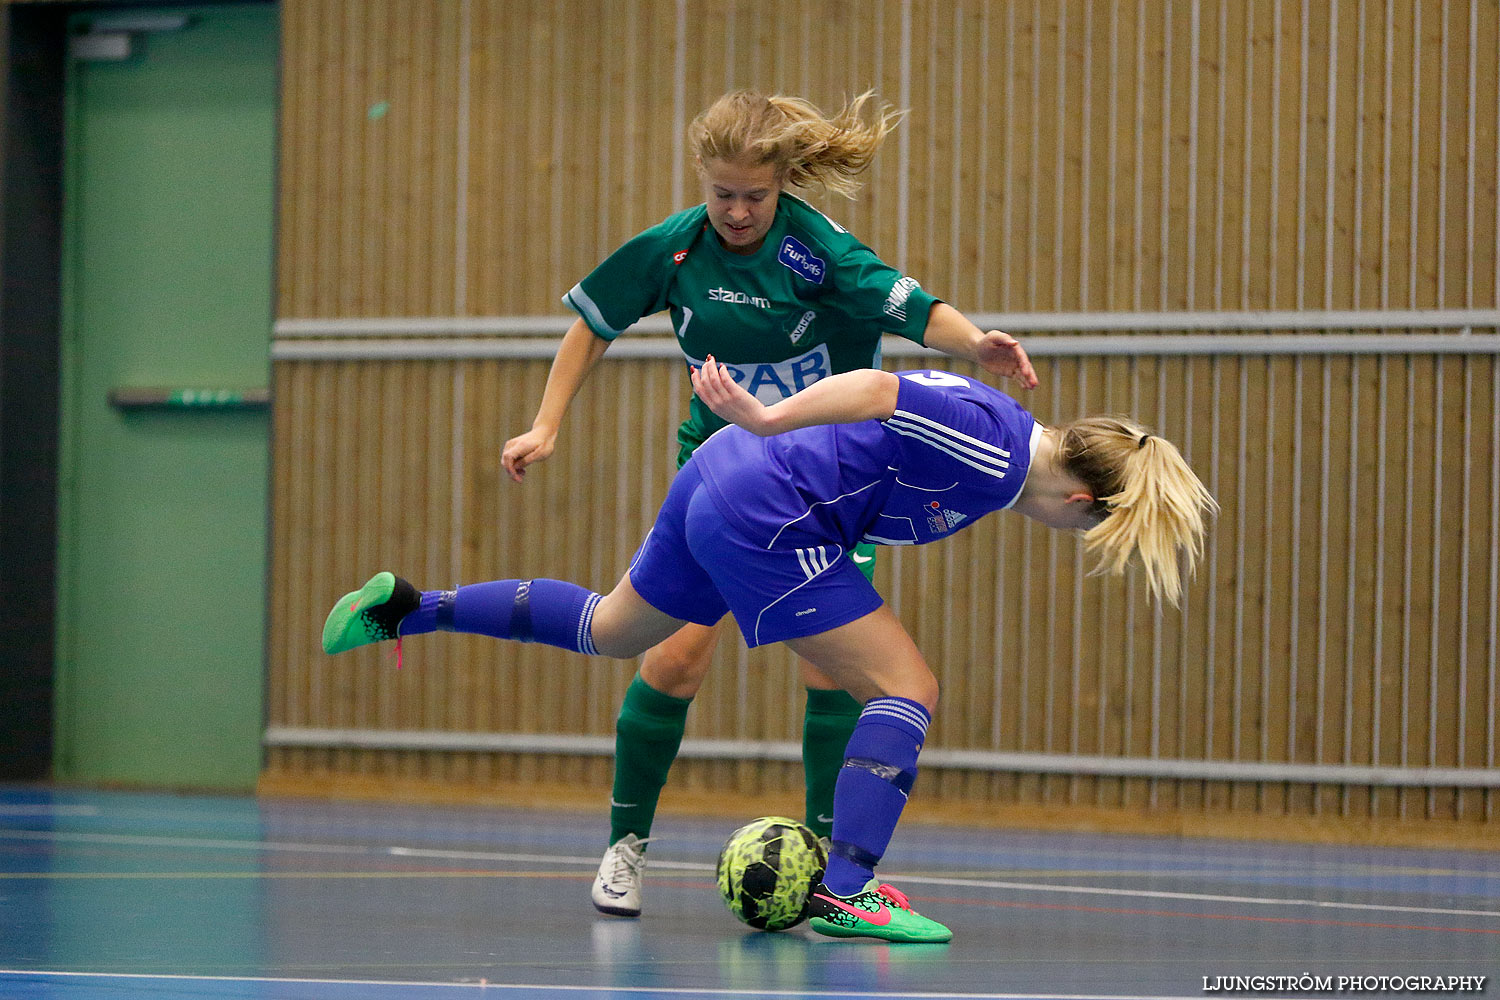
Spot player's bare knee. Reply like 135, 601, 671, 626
886, 672, 938, 714
640, 639, 714, 697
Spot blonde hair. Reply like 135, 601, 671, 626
1054, 417, 1219, 607
688, 89, 904, 199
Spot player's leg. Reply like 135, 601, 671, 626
783, 608, 951, 944
798, 661, 860, 842
587, 462, 739, 915
323, 462, 720, 663
639, 621, 723, 696
594, 619, 724, 917
321, 569, 685, 660
797, 542, 877, 840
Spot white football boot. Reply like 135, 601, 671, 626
591, 833, 648, 917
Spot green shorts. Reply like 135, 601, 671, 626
850, 541, 877, 582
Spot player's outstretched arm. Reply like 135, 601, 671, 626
501, 317, 611, 482
921, 302, 1038, 390
691, 358, 898, 436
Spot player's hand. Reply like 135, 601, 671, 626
691, 357, 771, 435
974, 330, 1039, 390
501, 427, 557, 483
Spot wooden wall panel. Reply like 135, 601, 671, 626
278, 0, 462, 317
270, 1, 1500, 834
276, 0, 1500, 318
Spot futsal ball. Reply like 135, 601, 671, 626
715, 815, 827, 931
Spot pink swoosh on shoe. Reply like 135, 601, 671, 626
813, 893, 892, 927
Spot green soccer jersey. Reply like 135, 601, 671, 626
563, 193, 940, 466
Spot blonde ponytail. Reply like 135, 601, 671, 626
688, 89, 904, 199
1055, 417, 1218, 606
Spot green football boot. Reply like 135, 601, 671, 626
807, 879, 953, 943
321, 571, 420, 655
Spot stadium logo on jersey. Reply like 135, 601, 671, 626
709, 287, 772, 308
778, 236, 826, 285
884, 276, 920, 322
786, 310, 817, 345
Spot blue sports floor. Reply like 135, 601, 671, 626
0, 786, 1496, 1000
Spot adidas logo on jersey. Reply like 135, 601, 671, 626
925, 504, 968, 534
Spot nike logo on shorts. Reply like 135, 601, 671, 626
850, 553, 873, 564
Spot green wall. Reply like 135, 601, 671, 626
55, 4, 278, 789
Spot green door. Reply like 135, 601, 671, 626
55, 4, 278, 789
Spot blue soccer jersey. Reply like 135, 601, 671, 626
696, 370, 1040, 551
628, 370, 1040, 646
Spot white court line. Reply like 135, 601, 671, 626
0, 827, 716, 871
913, 875, 1500, 921
1, 829, 1495, 921
0, 970, 1214, 1000
386, 845, 714, 871
0, 829, 622, 867
0, 805, 99, 817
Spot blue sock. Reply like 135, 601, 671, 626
399, 579, 602, 655
822, 696, 930, 896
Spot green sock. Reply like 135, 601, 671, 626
802, 687, 862, 839
609, 674, 692, 847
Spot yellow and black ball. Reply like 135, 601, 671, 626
715, 816, 828, 931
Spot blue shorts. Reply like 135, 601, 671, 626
628, 462, 884, 648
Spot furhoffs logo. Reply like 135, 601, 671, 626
778, 236, 826, 284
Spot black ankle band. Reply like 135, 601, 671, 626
828, 838, 882, 870
434, 590, 457, 631
511, 580, 534, 642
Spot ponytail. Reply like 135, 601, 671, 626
1055, 417, 1218, 606
688, 89, 904, 199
